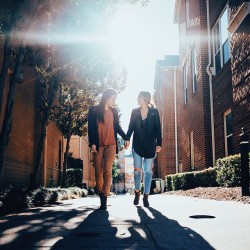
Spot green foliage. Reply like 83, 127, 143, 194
194, 167, 219, 187
32, 187, 50, 206
0, 185, 32, 213
53, 81, 95, 138
65, 168, 83, 187
112, 161, 123, 184
165, 175, 173, 191
171, 172, 195, 190
0, 185, 88, 215
215, 154, 242, 187
165, 154, 250, 191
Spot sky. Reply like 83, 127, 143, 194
107, 0, 179, 131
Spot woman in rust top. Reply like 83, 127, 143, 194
88, 88, 129, 209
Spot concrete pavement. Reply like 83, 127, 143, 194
0, 193, 250, 249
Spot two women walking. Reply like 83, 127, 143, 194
88, 89, 161, 209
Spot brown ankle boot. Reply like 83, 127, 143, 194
143, 194, 149, 207
134, 190, 140, 205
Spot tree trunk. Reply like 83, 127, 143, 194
0, 33, 11, 114
32, 76, 57, 188
0, 2, 20, 113
0, 45, 25, 183
62, 110, 72, 187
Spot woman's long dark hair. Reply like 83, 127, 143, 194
97, 88, 117, 123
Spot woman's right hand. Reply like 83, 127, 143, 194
91, 144, 97, 153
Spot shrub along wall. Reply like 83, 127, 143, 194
165, 154, 249, 191
65, 168, 83, 187
0, 186, 88, 215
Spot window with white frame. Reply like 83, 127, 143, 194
183, 65, 188, 105
190, 131, 194, 169
224, 110, 233, 156
213, 6, 230, 74
191, 50, 197, 93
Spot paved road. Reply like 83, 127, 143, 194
0, 194, 250, 249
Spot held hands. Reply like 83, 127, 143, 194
91, 142, 131, 151
91, 144, 97, 153
156, 146, 161, 153
124, 141, 130, 150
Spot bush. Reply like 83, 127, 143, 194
194, 167, 219, 187
32, 187, 51, 206
165, 154, 249, 191
165, 175, 173, 191
0, 185, 88, 215
216, 154, 241, 187
65, 168, 83, 187
172, 172, 195, 190
0, 185, 33, 213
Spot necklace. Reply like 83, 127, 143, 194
140, 107, 148, 120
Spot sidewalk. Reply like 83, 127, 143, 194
0, 193, 250, 249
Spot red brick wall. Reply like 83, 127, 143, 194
231, 15, 250, 152
212, 62, 233, 159
230, 2, 250, 153
156, 69, 177, 178
1, 66, 36, 186
70, 136, 95, 187
0, 61, 64, 187
209, 0, 250, 158
45, 122, 63, 187
178, 0, 212, 170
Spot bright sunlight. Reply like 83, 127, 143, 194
106, 0, 179, 130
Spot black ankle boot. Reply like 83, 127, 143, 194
143, 194, 149, 207
100, 195, 107, 210
134, 191, 140, 205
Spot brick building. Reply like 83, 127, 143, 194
154, 56, 182, 178
154, 0, 250, 178
0, 65, 65, 187
70, 136, 95, 188
0, 1, 64, 187
0, 1, 94, 188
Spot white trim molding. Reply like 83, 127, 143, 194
228, 2, 250, 34
174, 0, 182, 24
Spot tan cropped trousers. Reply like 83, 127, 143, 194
94, 145, 116, 197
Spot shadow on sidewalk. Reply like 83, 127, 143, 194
51, 208, 154, 249
136, 206, 215, 249
0, 199, 215, 249
0, 205, 95, 250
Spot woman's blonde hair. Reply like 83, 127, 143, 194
139, 91, 154, 107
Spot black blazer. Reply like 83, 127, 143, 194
88, 106, 128, 154
127, 107, 162, 158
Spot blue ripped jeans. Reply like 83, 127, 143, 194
133, 150, 154, 195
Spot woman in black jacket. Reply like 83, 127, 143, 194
88, 88, 129, 209
127, 91, 162, 207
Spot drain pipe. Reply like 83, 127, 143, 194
174, 67, 179, 173
206, 0, 216, 166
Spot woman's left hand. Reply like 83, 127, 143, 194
156, 146, 161, 153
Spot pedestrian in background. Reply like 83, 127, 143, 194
127, 91, 162, 207
88, 88, 129, 210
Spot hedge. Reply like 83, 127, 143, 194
194, 167, 218, 187
65, 168, 83, 187
0, 186, 88, 215
165, 154, 249, 191
216, 154, 241, 187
